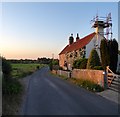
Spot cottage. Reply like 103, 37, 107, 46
59, 20, 109, 70
59, 32, 105, 70
58, 13, 119, 71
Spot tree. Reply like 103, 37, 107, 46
2, 57, 12, 79
109, 39, 118, 73
87, 48, 101, 69
49, 59, 59, 71
118, 50, 120, 55
100, 39, 110, 70
52, 59, 59, 65
100, 39, 118, 72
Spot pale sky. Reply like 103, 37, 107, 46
0, 2, 118, 59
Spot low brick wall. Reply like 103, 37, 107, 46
57, 70, 71, 78
52, 69, 105, 87
72, 69, 104, 87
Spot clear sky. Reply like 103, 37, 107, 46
1, 2, 118, 59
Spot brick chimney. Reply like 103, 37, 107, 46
76, 33, 80, 41
69, 34, 74, 45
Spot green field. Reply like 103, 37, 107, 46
12, 63, 45, 78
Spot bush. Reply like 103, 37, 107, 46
73, 58, 88, 69
2, 57, 23, 95
2, 57, 12, 78
93, 66, 103, 70
59, 66, 63, 70
49, 61, 53, 71
87, 49, 101, 69
52, 60, 59, 65
52, 65, 59, 70
49, 59, 59, 71
79, 58, 88, 69
2, 78, 22, 95
73, 60, 78, 68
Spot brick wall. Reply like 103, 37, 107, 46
57, 70, 71, 78
72, 69, 104, 87
52, 69, 105, 87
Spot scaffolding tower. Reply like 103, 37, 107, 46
91, 13, 113, 40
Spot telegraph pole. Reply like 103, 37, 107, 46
52, 53, 54, 60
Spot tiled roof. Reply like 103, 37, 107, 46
59, 32, 96, 55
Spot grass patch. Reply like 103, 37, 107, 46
68, 78, 104, 92
58, 75, 68, 80
2, 92, 23, 115
72, 78, 104, 92
11, 63, 45, 78
2, 78, 23, 115
3, 78, 23, 95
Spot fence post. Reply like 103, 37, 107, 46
104, 71, 108, 89
68, 72, 69, 78
103, 66, 108, 89
60, 70, 61, 76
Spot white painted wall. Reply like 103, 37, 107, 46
86, 36, 95, 58
86, 33, 105, 59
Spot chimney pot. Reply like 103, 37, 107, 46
76, 33, 80, 41
69, 33, 74, 45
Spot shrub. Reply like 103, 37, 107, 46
73, 59, 81, 69
87, 49, 101, 69
79, 58, 88, 69
49, 59, 59, 71
59, 66, 63, 70
49, 61, 53, 71
2, 78, 22, 95
52, 60, 59, 65
93, 66, 103, 70
52, 65, 59, 70
73, 60, 78, 68
73, 58, 88, 69
2, 57, 12, 78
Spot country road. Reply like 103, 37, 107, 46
20, 67, 118, 115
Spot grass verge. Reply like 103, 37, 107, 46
51, 72, 104, 92
3, 63, 45, 115
2, 78, 23, 115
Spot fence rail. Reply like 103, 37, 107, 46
106, 66, 117, 87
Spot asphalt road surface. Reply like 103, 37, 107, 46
20, 67, 118, 115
